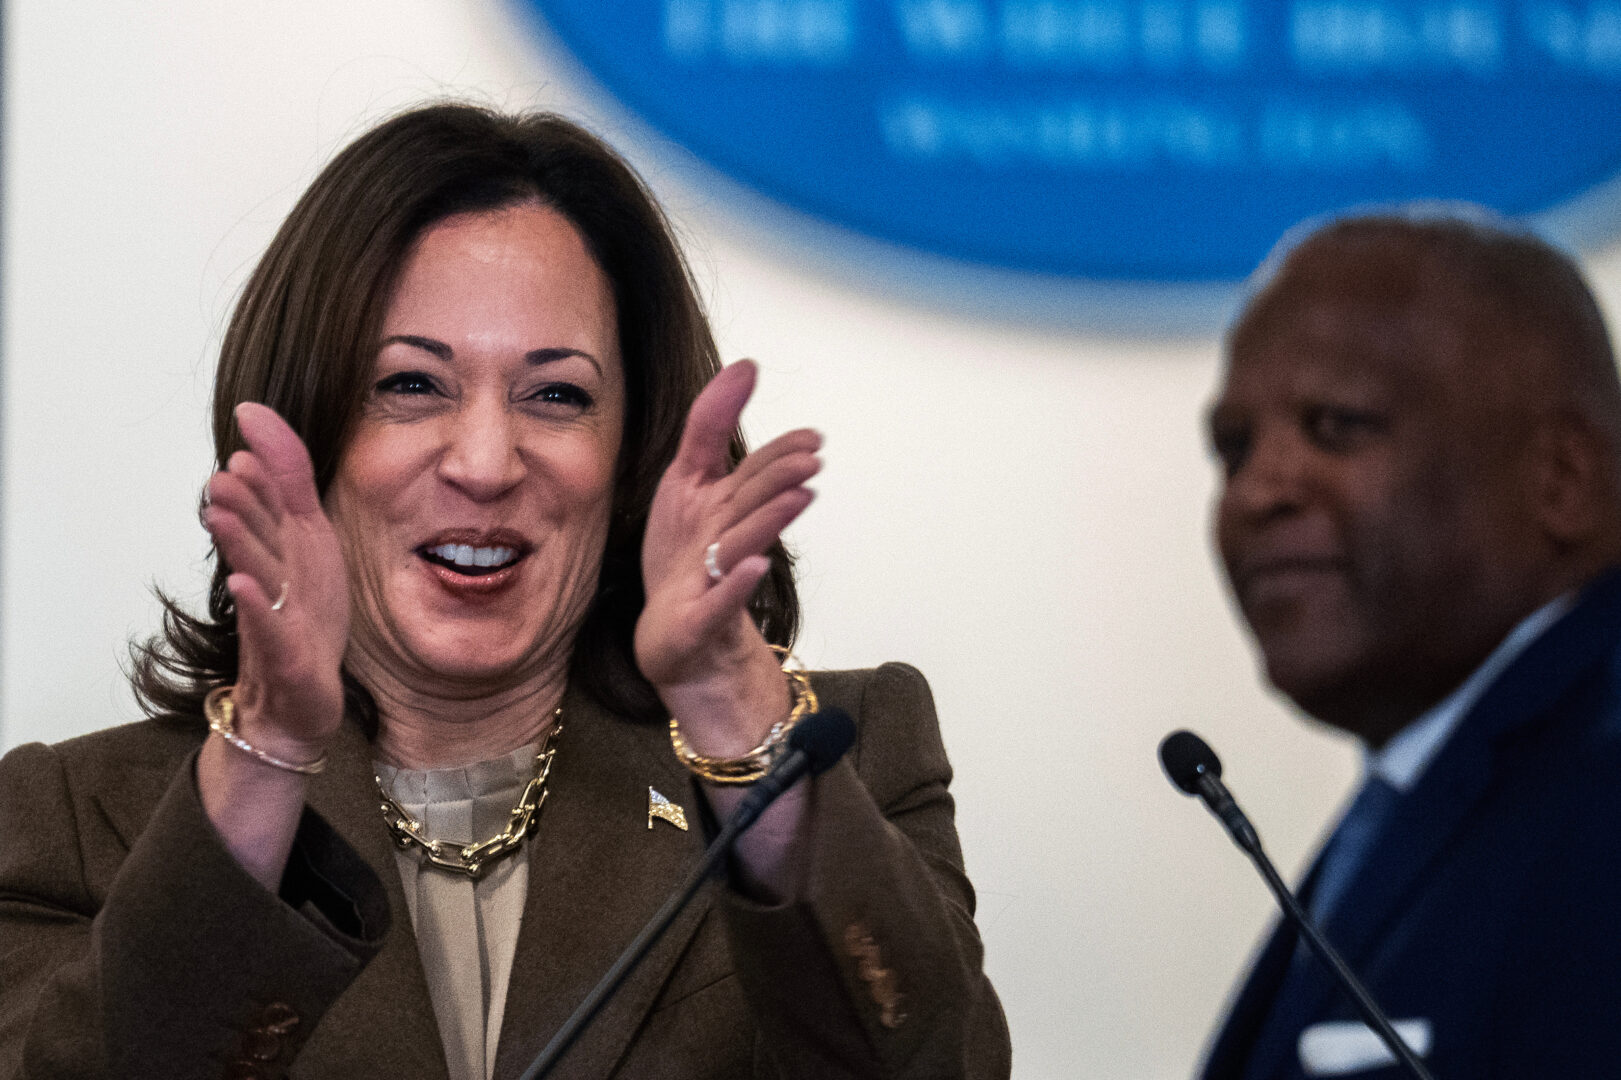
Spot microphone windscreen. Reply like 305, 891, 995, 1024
1159, 730, 1222, 794
790, 708, 856, 776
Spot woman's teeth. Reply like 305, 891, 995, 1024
426, 543, 517, 571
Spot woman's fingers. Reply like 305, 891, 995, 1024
236, 401, 323, 516
637, 360, 823, 681
726, 444, 820, 524
204, 504, 286, 589
651, 362, 820, 580
729, 426, 821, 487
227, 572, 302, 687
671, 360, 757, 481
197, 403, 350, 756
686, 554, 774, 636
207, 466, 283, 557
207, 402, 333, 617
706, 487, 816, 580
225, 446, 286, 518
205, 402, 321, 560
691, 439, 818, 561
227, 571, 280, 642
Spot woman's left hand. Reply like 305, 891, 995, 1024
635, 360, 820, 754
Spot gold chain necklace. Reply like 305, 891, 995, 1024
376, 708, 562, 880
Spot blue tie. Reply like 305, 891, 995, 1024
1309, 775, 1401, 924
1238, 776, 1402, 1080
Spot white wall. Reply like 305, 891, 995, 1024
6, 5, 1620, 1078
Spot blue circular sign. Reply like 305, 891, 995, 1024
530, 0, 1621, 280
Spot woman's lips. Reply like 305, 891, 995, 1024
422, 556, 522, 596
415, 533, 532, 598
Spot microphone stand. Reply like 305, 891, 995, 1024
1219, 782, 1436, 1080
519, 709, 855, 1080
1163, 732, 1436, 1080
516, 800, 749, 1080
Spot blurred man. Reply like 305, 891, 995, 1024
1202, 209, 1621, 1079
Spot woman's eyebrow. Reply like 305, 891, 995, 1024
527, 347, 601, 376
379, 338, 600, 377
381, 334, 452, 361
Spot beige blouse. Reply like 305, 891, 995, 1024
374, 745, 539, 1080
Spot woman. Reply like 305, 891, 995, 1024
0, 105, 1008, 1079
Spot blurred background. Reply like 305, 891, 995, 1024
3, 3, 1618, 1077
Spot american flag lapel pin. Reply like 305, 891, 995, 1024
648, 786, 689, 831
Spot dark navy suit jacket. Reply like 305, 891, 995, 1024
1202, 569, 1621, 1080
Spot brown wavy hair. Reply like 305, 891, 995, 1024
132, 104, 798, 732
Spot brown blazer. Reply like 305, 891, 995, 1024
0, 663, 1009, 1079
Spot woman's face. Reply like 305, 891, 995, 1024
326, 202, 625, 692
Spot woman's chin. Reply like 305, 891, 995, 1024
358, 576, 581, 691
359, 620, 553, 692
411, 641, 546, 688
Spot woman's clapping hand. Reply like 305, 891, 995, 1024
202, 403, 350, 761
635, 361, 821, 753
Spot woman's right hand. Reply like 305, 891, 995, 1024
195, 403, 349, 890
202, 402, 351, 760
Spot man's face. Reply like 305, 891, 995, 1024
1209, 263, 1547, 742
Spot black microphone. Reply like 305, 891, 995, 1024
1159, 729, 1261, 855
520, 708, 857, 1080
727, 706, 856, 832
1158, 730, 1437, 1080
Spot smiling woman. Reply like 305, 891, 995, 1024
331, 205, 626, 734
0, 105, 1009, 1080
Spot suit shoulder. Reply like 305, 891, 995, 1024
806, 662, 950, 791
48, 714, 201, 768
1, 716, 201, 830
1, 718, 203, 907
807, 661, 935, 716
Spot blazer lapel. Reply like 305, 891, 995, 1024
493, 690, 713, 1080
297, 720, 450, 1080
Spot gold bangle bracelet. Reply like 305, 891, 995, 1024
204, 685, 328, 776
669, 646, 818, 785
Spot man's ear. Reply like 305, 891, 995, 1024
1527, 409, 1610, 546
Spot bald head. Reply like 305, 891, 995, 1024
1211, 210, 1621, 742
1239, 215, 1621, 456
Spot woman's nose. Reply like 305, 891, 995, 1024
437, 401, 526, 500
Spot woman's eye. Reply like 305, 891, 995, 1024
375, 371, 440, 396
526, 382, 594, 409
